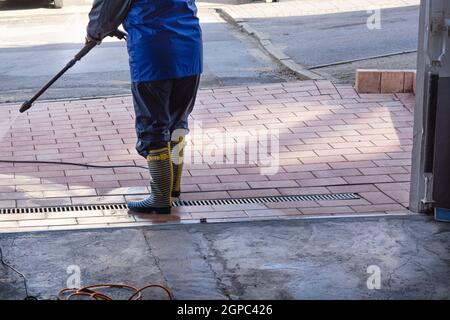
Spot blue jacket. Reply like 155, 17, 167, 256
87, 0, 203, 83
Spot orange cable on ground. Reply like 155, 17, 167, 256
58, 283, 174, 300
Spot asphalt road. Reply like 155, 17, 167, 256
0, 3, 289, 103
247, 5, 419, 67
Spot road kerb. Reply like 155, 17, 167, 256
216, 7, 323, 81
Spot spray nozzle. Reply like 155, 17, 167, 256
19, 101, 33, 113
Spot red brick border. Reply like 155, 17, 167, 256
355, 69, 417, 94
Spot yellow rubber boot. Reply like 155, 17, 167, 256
170, 136, 185, 198
127, 144, 173, 214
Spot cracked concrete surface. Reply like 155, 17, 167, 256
0, 215, 449, 300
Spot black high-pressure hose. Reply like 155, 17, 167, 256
0, 246, 37, 300
7, 31, 136, 170
19, 30, 128, 113
0, 159, 147, 170
1, 31, 134, 300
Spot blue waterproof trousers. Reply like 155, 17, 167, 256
131, 74, 200, 158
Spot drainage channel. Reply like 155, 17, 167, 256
0, 193, 359, 214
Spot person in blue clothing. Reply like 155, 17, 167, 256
86, 0, 203, 214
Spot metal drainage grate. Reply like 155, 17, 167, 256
0, 204, 128, 215
0, 193, 359, 214
172, 193, 359, 207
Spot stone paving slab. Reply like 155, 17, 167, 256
0, 80, 414, 232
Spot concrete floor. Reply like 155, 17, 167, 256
1, 214, 449, 300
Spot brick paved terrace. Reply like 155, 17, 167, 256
0, 80, 416, 232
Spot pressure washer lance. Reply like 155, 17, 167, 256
19, 30, 127, 113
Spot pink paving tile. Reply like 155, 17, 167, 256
191, 210, 248, 219
0, 200, 16, 208
298, 177, 347, 187
180, 191, 230, 200
69, 181, 120, 189
315, 198, 370, 207
359, 191, 398, 204
351, 204, 407, 213
245, 209, 290, 217
266, 172, 315, 181
328, 160, 377, 169
16, 198, 72, 208
248, 180, 299, 189
228, 188, 281, 198
71, 195, 125, 205
279, 186, 331, 195
265, 200, 319, 209
344, 175, 394, 184
0, 80, 415, 227
359, 166, 408, 175
312, 168, 361, 178
198, 182, 250, 191
381, 190, 410, 204
389, 173, 411, 182
374, 159, 412, 167
300, 206, 356, 215
375, 182, 410, 192
327, 184, 378, 193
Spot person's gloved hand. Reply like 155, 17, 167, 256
108, 30, 128, 41
85, 34, 101, 45
85, 30, 127, 45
